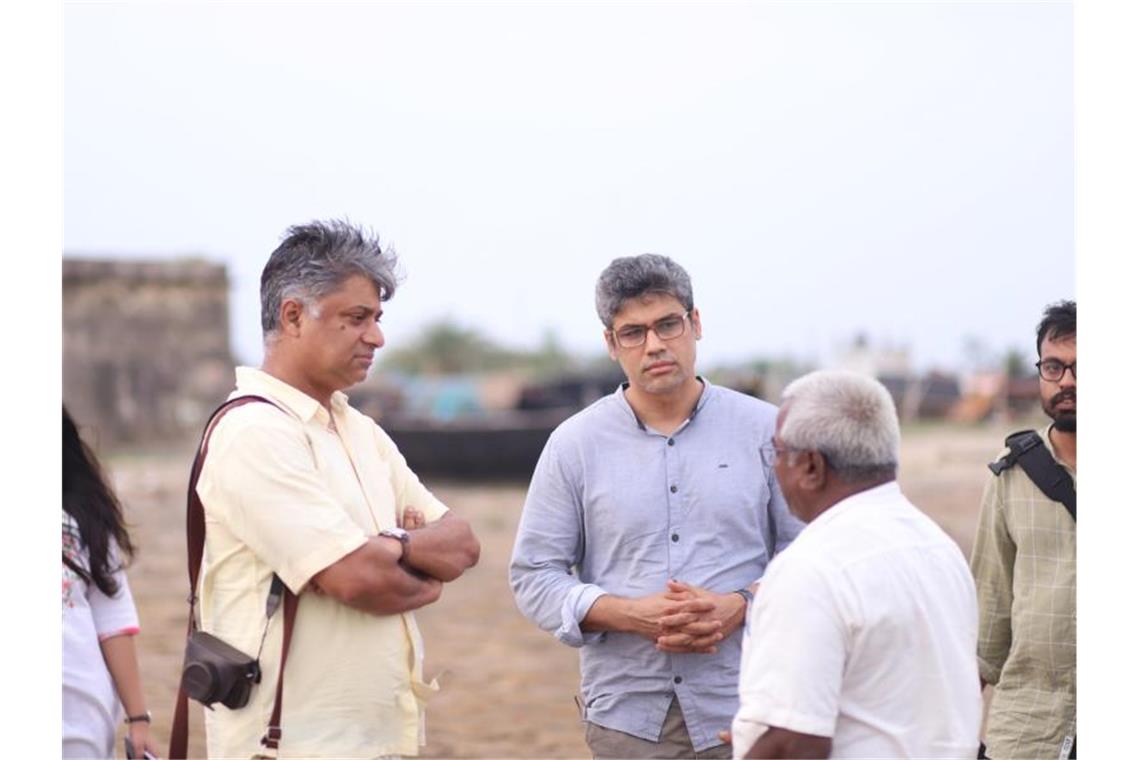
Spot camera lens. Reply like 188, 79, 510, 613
182, 661, 220, 704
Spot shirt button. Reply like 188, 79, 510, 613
671, 533, 679, 542
667, 438, 675, 446
670, 485, 678, 493
674, 676, 683, 684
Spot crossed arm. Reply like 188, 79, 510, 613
312, 510, 479, 616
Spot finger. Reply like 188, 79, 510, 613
664, 598, 716, 615
655, 632, 694, 648
675, 620, 723, 637
667, 579, 696, 593
686, 631, 725, 649
655, 641, 719, 655
657, 612, 705, 629
717, 730, 733, 744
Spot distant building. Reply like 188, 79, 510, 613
63, 258, 235, 444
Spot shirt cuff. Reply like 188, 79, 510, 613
556, 583, 608, 647
97, 625, 140, 642
731, 717, 768, 760
978, 656, 1003, 686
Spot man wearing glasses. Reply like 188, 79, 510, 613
971, 300, 1076, 759
510, 254, 802, 758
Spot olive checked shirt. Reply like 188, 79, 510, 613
970, 425, 1076, 759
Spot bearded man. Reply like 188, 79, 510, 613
971, 300, 1076, 759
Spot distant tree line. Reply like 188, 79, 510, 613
380, 318, 611, 377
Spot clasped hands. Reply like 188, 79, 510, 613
633, 580, 747, 655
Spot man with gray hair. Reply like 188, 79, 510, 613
193, 220, 479, 758
511, 254, 802, 758
729, 370, 981, 758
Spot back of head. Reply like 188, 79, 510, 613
260, 219, 400, 338
595, 254, 694, 328
780, 370, 900, 483
1036, 299, 1076, 355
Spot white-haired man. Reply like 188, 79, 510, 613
729, 370, 981, 759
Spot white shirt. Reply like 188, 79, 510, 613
732, 482, 981, 759
62, 512, 140, 759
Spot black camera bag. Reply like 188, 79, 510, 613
181, 629, 261, 709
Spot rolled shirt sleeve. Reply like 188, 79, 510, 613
510, 432, 608, 648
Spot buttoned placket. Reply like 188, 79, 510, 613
657, 415, 698, 701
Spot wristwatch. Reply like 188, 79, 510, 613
124, 710, 152, 724
379, 527, 410, 559
733, 587, 754, 607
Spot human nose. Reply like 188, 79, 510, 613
1058, 365, 1076, 386
364, 321, 384, 348
643, 325, 667, 353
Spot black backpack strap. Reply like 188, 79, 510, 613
988, 430, 1076, 522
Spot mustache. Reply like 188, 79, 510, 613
1050, 390, 1076, 405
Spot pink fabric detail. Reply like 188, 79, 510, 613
97, 625, 140, 642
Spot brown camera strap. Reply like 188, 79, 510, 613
169, 395, 299, 760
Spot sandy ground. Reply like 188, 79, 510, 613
104, 419, 1022, 758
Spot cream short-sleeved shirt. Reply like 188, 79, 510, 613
196, 367, 448, 759
731, 482, 982, 759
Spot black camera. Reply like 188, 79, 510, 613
180, 630, 262, 709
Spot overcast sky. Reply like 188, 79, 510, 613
63, 2, 1074, 373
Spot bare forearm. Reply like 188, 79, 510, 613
744, 727, 831, 759
313, 538, 443, 614
99, 634, 148, 717
344, 567, 442, 615
581, 594, 656, 638
404, 514, 480, 582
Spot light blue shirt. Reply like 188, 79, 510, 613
509, 381, 803, 751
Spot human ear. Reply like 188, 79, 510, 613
280, 298, 306, 337
690, 307, 702, 340
802, 450, 828, 492
603, 330, 619, 361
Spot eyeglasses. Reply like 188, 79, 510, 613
1036, 359, 1076, 382
759, 440, 793, 469
610, 312, 691, 349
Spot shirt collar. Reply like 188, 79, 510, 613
614, 377, 711, 432
802, 480, 902, 535
1040, 423, 1074, 475
234, 366, 349, 424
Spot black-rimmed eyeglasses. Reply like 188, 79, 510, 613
1036, 359, 1076, 382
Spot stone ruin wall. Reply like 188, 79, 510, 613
63, 258, 236, 446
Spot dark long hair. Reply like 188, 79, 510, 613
62, 406, 135, 596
